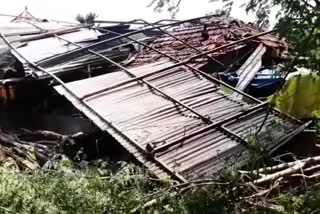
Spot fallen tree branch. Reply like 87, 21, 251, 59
290, 172, 320, 180
19, 129, 64, 141
253, 159, 305, 174
252, 156, 320, 185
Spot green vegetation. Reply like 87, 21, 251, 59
0, 164, 228, 214
1, 158, 320, 213
245, 134, 267, 172
276, 187, 320, 214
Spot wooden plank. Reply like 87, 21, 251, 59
233, 44, 266, 99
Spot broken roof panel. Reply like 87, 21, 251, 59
55, 60, 307, 181
12, 29, 102, 64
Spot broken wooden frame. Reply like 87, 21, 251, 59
232, 44, 267, 99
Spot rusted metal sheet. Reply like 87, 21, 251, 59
132, 18, 287, 66
55, 61, 307, 181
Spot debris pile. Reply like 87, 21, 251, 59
0, 129, 86, 170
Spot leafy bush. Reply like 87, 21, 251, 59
0, 165, 163, 214
0, 164, 226, 214
276, 187, 320, 214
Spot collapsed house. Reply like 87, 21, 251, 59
0, 14, 310, 182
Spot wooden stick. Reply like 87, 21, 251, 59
254, 155, 320, 174
303, 165, 320, 173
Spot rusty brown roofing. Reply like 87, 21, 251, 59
131, 17, 287, 67
55, 60, 308, 181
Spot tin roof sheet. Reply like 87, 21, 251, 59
55, 60, 306, 181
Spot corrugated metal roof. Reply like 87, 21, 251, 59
55, 60, 307, 181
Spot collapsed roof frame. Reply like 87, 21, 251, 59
0, 15, 299, 182
77, 22, 290, 156
55, 30, 265, 150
